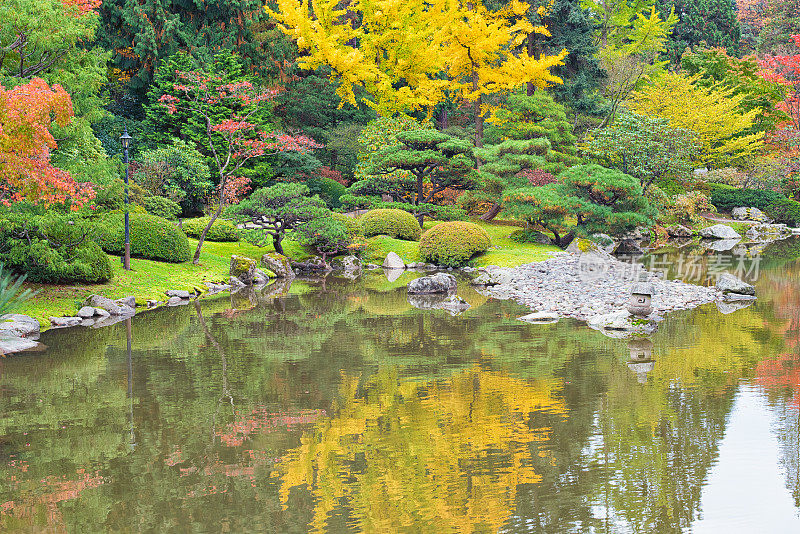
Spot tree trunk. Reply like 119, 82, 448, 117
479, 202, 502, 221
473, 69, 483, 150
526, 34, 540, 96
273, 234, 284, 255
415, 173, 425, 227
193, 202, 224, 265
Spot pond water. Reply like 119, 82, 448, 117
2, 241, 800, 533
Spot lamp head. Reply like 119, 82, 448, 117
120, 128, 132, 150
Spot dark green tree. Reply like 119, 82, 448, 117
656, 0, 741, 62
225, 183, 328, 255
347, 129, 479, 226
504, 164, 654, 245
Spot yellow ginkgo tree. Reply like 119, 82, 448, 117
267, 0, 567, 139
444, 1, 567, 146
628, 72, 765, 167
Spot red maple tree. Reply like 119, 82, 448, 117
759, 35, 800, 130
159, 72, 321, 263
0, 78, 94, 208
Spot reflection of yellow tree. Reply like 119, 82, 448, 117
276, 367, 566, 533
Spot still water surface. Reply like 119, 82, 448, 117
2, 243, 800, 533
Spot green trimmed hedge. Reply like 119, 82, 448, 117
182, 217, 241, 242
419, 221, 491, 267
766, 198, 800, 226
710, 188, 783, 212
0, 212, 112, 283
360, 209, 421, 240
331, 213, 363, 241
96, 213, 191, 263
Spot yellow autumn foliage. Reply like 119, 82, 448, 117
275, 367, 567, 532
267, 0, 567, 115
628, 72, 765, 166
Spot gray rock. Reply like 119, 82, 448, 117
81, 318, 95, 327
699, 224, 741, 239
50, 316, 81, 328
471, 268, 513, 286
517, 312, 560, 324
383, 251, 405, 270
407, 294, 471, 315
666, 224, 693, 238
230, 255, 258, 285
331, 255, 362, 272
85, 295, 133, 316
587, 310, 634, 330
591, 233, 617, 253
566, 238, 605, 255
406, 262, 427, 269
0, 337, 41, 355
407, 273, 457, 294
0, 314, 40, 338
116, 296, 136, 309
95, 307, 111, 318
77, 306, 96, 318
732, 206, 768, 222
165, 290, 192, 299
615, 239, 644, 255
716, 273, 755, 295
261, 253, 294, 279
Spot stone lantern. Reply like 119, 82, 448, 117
627, 338, 654, 384
627, 281, 654, 317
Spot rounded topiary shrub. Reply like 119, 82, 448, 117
331, 213, 363, 241
360, 209, 421, 240
96, 213, 191, 263
182, 217, 241, 242
418, 221, 491, 267
143, 196, 182, 220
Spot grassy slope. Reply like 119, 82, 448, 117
20, 220, 556, 326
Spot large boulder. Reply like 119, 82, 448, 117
699, 224, 741, 240
716, 273, 755, 296
230, 255, 258, 285
85, 295, 134, 316
407, 273, 457, 294
261, 253, 294, 279
292, 256, 329, 273
590, 233, 617, 253
383, 251, 405, 270
666, 224, 693, 238
49, 316, 81, 328
165, 289, 192, 299
517, 312, 560, 324
732, 206, 768, 222
331, 255, 362, 272
471, 268, 513, 287
566, 238, 605, 255
0, 337, 41, 355
0, 314, 40, 338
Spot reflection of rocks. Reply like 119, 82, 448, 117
0, 314, 42, 355
256, 277, 293, 300
407, 294, 471, 316
383, 267, 404, 282
716, 299, 755, 314
407, 273, 457, 294
517, 312, 559, 324
700, 238, 740, 251
586, 310, 658, 339
699, 224, 741, 239
628, 337, 655, 384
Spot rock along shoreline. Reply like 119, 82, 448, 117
471, 249, 752, 331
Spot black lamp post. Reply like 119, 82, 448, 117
120, 128, 132, 270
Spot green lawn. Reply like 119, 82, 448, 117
21, 239, 276, 327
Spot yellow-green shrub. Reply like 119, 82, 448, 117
419, 222, 491, 267
360, 209, 421, 240
182, 217, 241, 242
332, 213, 363, 241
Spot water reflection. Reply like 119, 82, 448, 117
0, 252, 799, 532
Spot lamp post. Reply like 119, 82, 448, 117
120, 129, 132, 270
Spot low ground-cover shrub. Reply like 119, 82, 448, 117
419, 221, 491, 267
766, 198, 800, 226
360, 209, 422, 240
0, 211, 113, 283
182, 217, 241, 242
96, 213, 191, 262
669, 191, 715, 224
710, 188, 783, 212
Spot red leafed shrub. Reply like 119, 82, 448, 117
317, 166, 348, 185
518, 169, 557, 187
